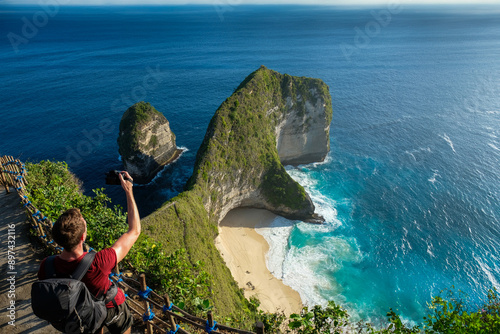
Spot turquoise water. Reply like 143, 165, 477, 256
1, 4, 499, 324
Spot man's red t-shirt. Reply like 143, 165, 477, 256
38, 248, 126, 308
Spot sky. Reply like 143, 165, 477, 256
2, 0, 499, 5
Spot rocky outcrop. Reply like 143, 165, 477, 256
186, 66, 332, 222
117, 102, 181, 184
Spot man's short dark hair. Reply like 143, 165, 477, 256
52, 208, 85, 251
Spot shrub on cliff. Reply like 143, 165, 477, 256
256, 289, 500, 333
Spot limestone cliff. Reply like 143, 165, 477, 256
118, 102, 180, 184
187, 66, 332, 222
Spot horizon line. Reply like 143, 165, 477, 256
2, 0, 500, 6
2, 2, 500, 6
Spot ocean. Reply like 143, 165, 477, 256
1, 4, 499, 324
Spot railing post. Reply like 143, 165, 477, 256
0, 156, 10, 193
255, 321, 265, 334
1, 156, 14, 192
207, 311, 217, 334
113, 263, 120, 276
207, 310, 214, 328
30, 212, 46, 245
163, 293, 177, 331
139, 273, 154, 334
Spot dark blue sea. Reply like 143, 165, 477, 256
1, 4, 499, 324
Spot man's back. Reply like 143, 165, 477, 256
38, 248, 126, 307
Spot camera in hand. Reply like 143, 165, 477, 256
105, 170, 131, 185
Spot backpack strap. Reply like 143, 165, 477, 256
72, 251, 96, 281
105, 282, 119, 305
44, 255, 58, 278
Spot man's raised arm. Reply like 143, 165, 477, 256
111, 171, 141, 263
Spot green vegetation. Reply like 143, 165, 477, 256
255, 288, 500, 334
24, 160, 212, 314
148, 134, 158, 149
24, 160, 127, 250
261, 158, 308, 209
420, 288, 500, 333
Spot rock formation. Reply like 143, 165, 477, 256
117, 102, 180, 184
186, 65, 332, 222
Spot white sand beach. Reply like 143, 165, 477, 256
215, 208, 302, 316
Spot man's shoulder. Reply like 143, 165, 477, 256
93, 248, 117, 268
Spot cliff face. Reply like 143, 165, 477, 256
276, 76, 331, 165
187, 66, 332, 222
118, 102, 179, 184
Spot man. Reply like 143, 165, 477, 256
38, 171, 140, 334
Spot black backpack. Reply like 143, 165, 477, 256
31, 251, 118, 334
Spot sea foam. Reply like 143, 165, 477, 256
440, 133, 456, 153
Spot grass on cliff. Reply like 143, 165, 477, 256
142, 188, 259, 326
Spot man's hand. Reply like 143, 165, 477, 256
119, 171, 133, 192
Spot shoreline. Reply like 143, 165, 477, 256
215, 208, 302, 315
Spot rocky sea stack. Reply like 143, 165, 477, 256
118, 102, 181, 184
